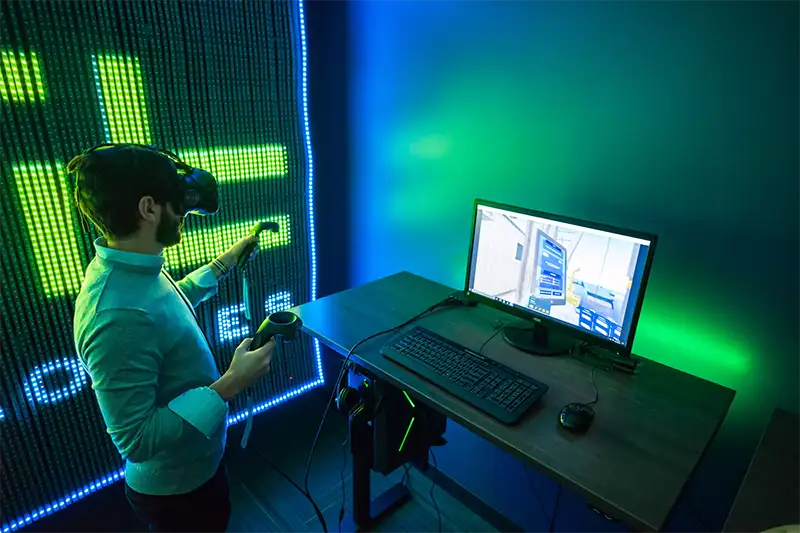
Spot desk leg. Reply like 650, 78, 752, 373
340, 419, 411, 533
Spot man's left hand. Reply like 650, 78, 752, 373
216, 234, 260, 272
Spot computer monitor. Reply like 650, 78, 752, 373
465, 200, 657, 357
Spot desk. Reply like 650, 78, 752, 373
724, 408, 799, 532
291, 272, 735, 531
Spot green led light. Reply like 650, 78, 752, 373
398, 416, 415, 452
163, 215, 292, 270
95, 55, 150, 144
179, 145, 288, 182
13, 163, 83, 297
402, 390, 415, 409
1, 49, 46, 103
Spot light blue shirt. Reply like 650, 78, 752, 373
74, 238, 228, 495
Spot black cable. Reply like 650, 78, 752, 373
401, 463, 411, 488
584, 364, 607, 407
429, 449, 442, 533
252, 447, 328, 533
549, 484, 562, 533
477, 325, 505, 355
687, 495, 711, 531
523, 465, 550, 524
302, 296, 462, 532
338, 436, 348, 533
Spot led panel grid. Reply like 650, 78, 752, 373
179, 145, 288, 182
0, 0, 320, 530
0, 49, 45, 103
93, 55, 150, 144
162, 215, 292, 270
12, 162, 83, 297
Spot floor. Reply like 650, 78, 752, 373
23, 385, 497, 533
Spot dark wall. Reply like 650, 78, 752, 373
306, 0, 350, 300
305, 0, 351, 383
337, 1, 798, 531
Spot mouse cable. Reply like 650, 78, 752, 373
429, 448, 443, 533
302, 295, 465, 515
549, 484, 562, 533
251, 446, 329, 533
584, 364, 609, 407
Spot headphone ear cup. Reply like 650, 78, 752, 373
336, 387, 359, 415
348, 403, 372, 424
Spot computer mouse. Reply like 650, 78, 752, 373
559, 403, 595, 434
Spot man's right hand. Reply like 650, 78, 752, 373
211, 337, 277, 401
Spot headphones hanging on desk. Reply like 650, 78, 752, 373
336, 365, 381, 424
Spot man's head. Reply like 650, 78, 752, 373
68, 145, 185, 250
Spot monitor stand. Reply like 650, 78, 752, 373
502, 322, 573, 356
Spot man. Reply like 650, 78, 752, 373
70, 145, 275, 532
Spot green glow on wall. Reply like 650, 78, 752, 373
163, 215, 292, 270
635, 307, 753, 390
179, 145, 288, 182
95, 55, 150, 144
12, 163, 83, 297
1, 49, 45, 103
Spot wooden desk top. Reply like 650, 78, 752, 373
291, 272, 735, 532
724, 408, 800, 532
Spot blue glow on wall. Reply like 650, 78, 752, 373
217, 303, 251, 342
23, 358, 88, 405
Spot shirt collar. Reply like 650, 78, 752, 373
94, 237, 165, 274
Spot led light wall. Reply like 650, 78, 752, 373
0, 1, 320, 530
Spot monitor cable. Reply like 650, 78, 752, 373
429, 448, 443, 533
549, 484, 562, 533
523, 465, 551, 526
303, 294, 469, 532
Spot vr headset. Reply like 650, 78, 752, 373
75, 143, 219, 216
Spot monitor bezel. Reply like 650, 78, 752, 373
464, 199, 658, 358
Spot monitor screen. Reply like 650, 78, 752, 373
467, 203, 653, 349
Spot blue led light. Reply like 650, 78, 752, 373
24, 358, 88, 405
0, 407, 4, 421
1, 6, 324, 531
298, 0, 325, 385
265, 291, 293, 316
217, 303, 251, 342
0, 468, 125, 531
227, 378, 324, 426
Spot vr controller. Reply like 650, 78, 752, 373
238, 221, 280, 269
251, 311, 304, 350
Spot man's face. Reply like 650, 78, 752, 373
155, 202, 184, 248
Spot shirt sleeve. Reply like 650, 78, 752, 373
176, 264, 219, 308
80, 309, 227, 463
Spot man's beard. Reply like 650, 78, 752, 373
156, 214, 184, 247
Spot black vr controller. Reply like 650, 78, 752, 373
237, 221, 280, 269
251, 311, 303, 350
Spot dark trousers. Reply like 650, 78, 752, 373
125, 462, 231, 532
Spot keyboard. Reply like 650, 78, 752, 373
381, 326, 549, 425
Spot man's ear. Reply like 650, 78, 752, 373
138, 196, 160, 223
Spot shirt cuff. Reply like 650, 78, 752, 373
188, 264, 219, 289
168, 387, 227, 439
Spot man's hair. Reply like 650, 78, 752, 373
67, 145, 178, 239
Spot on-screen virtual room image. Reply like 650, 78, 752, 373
469, 206, 650, 345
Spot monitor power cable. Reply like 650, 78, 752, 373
304, 294, 469, 531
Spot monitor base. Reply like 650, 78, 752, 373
502, 323, 573, 356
